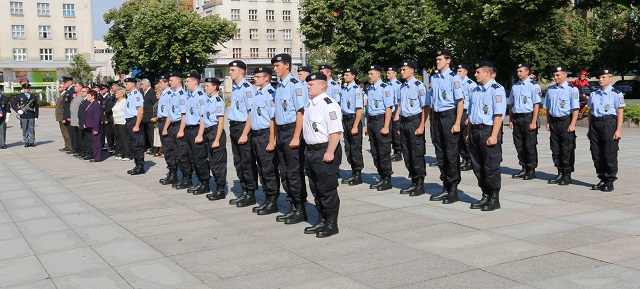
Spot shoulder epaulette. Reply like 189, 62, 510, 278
331, 81, 338, 85
613, 88, 621, 94
179, 90, 184, 95
395, 80, 401, 85
243, 82, 250, 88
467, 79, 473, 84
491, 83, 502, 89
415, 81, 422, 85
450, 71, 456, 76
324, 97, 332, 104
567, 83, 575, 88
268, 89, 274, 94
197, 91, 203, 95
530, 79, 538, 85
291, 78, 299, 84
352, 85, 358, 89
216, 96, 222, 102
380, 83, 387, 88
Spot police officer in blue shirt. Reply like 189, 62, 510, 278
180, 72, 210, 195
467, 61, 506, 211
249, 67, 282, 217
398, 60, 430, 196
367, 64, 395, 191
227, 60, 259, 207
428, 49, 466, 204
122, 78, 146, 175
456, 64, 477, 171
298, 66, 311, 86
340, 67, 365, 186
544, 65, 580, 186
387, 66, 403, 161
156, 74, 178, 185
272, 53, 309, 223
588, 68, 625, 192
202, 77, 228, 201
161, 72, 188, 187
509, 63, 542, 180
319, 65, 341, 102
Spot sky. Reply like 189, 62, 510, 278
92, 0, 127, 40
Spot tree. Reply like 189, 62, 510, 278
103, 0, 236, 80
67, 54, 94, 85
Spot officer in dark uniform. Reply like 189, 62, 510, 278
0, 92, 10, 149
161, 72, 188, 187
467, 61, 506, 211
387, 66, 403, 161
123, 78, 146, 175
98, 84, 111, 150
181, 72, 210, 195
77, 87, 92, 159
104, 80, 120, 153
456, 64, 478, 171
156, 74, 179, 185
543, 65, 579, 186
319, 65, 342, 102
339, 67, 365, 186
12, 83, 40, 147
428, 49, 465, 204
302, 72, 343, 238
272, 53, 309, 222
398, 61, 429, 196
366, 65, 394, 190
509, 63, 541, 180
248, 67, 282, 216
202, 77, 228, 200
588, 68, 625, 192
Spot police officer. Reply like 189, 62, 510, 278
228, 60, 259, 207
398, 61, 429, 196
340, 67, 365, 186
319, 65, 341, 102
248, 67, 282, 216
272, 53, 309, 222
181, 72, 210, 195
366, 65, 394, 190
302, 72, 343, 238
61, 76, 75, 151
387, 66, 403, 162
202, 77, 228, 200
543, 65, 579, 186
588, 68, 625, 192
161, 72, 188, 187
11, 83, 39, 147
123, 78, 145, 175
298, 66, 311, 85
467, 61, 506, 211
0, 92, 10, 149
509, 63, 541, 180
456, 64, 478, 171
156, 74, 179, 185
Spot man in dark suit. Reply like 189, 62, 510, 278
11, 83, 39, 147
140, 78, 157, 154
77, 87, 92, 159
62, 77, 76, 153
55, 83, 72, 151
0, 92, 10, 149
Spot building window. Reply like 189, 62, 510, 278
284, 48, 291, 54
267, 29, 275, 40
63, 3, 75, 17
249, 9, 257, 21
267, 48, 276, 58
13, 48, 27, 61
249, 29, 258, 40
282, 29, 292, 40
10, 2, 24, 15
40, 48, 53, 61
250, 48, 259, 58
64, 26, 77, 39
283, 0, 290, 2
267, 0, 273, 2
39, 25, 52, 39
37, 3, 50, 16
12, 25, 25, 39
266, 10, 274, 21
233, 29, 241, 40
231, 9, 240, 20
65, 48, 77, 60
283, 10, 291, 21
233, 48, 241, 58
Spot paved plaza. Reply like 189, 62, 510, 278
1, 108, 640, 288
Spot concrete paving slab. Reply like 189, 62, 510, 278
530, 264, 640, 289
397, 269, 525, 289
24, 229, 88, 254
567, 236, 640, 263
114, 257, 202, 289
0, 256, 49, 287
15, 217, 70, 236
38, 247, 110, 277
91, 238, 165, 267
0, 237, 34, 260
3, 279, 57, 289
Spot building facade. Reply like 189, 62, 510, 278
0, 0, 105, 92
93, 40, 116, 81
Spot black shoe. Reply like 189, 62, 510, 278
30, 143, 36, 147
409, 178, 425, 197
348, 170, 362, 186
442, 184, 459, 204
548, 171, 563, 184
83, 156, 93, 160
191, 180, 210, 195
256, 194, 278, 215
558, 173, 571, 186
159, 170, 179, 185
400, 182, 416, 195
284, 202, 307, 224
470, 189, 490, 209
316, 211, 339, 238
460, 161, 472, 171
304, 213, 325, 234
429, 161, 438, 167
206, 185, 226, 201
369, 178, 384, 189
522, 169, 536, 180
0, 145, 6, 149
67, 150, 77, 154
237, 190, 257, 207
24, 143, 28, 147
275, 202, 295, 221
591, 181, 605, 190
174, 177, 192, 189
187, 182, 202, 194
89, 159, 102, 163
481, 190, 501, 211
512, 168, 526, 179
391, 151, 403, 162
430, 187, 449, 201
601, 182, 614, 192
341, 172, 355, 184
376, 176, 392, 191
229, 189, 247, 206
130, 164, 145, 175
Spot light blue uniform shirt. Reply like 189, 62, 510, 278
460, 76, 478, 110
340, 82, 364, 115
388, 78, 402, 108
184, 88, 206, 126
399, 77, 429, 117
543, 82, 580, 117
468, 80, 507, 125
124, 89, 143, 118
366, 80, 394, 116
588, 85, 626, 117
510, 76, 542, 113
429, 68, 465, 112
157, 87, 172, 118
168, 87, 187, 123
326, 79, 342, 103
203, 92, 225, 127
275, 73, 307, 125
228, 78, 255, 122
251, 84, 276, 130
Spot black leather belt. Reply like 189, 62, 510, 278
157, 117, 166, 123
277, 123, 296, 131
205, 124, 218, 133
512, 113, 532, 117
343, 114, 356, 120
125, 116, 136, 122
170, 121, 180, 126
593, 115, 616, 121
472, 124, 492, 129
368, 114, 384, 121
252, 128, 269, 136
433, 108, 456, 117
307, 142, 328, 150
401, 113, 421, 122
185, 125, 199, 129
550, 115, 571, 122
229, 120, 246, 126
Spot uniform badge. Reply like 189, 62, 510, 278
206, 111, 211, 118
271, 99, 275, 107
217, 106, 222, 113
334, 89, 339, 95
419, 89, 425, 96
172, 105, 175, 112
236, 101, 240, 109
347, 101, 351, 109
257, 107, 262, 116
137, 97, 140, 101
605, 104, 610, 111
375, 100, 379, 108
573, 93, 578, 99
296, 89, 302, 96
246, 91, 252, 98
180, 99, 185, 105
190, 107, 194, 115
483, 105, 489, 114
356, 93, 361, 99
410, 99, 414, 107
523, 96, 528, 104
127, 102, 130, 108
496, 95, 502, 103
161, 105, 165, 112
454, 81, 461, 89
442, 91, 447, 98
199, 99, 205, 105
312, 122, 318, 132
535, 88, 541, 95
282, 100, 288, 111
385, 91, 391, 97
620, 97, 625, 104
560, 100, 566, 108
329, 111, 337, 120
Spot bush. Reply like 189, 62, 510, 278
624, 103, 640, 123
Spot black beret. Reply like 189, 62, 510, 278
271, 54, 291, 64
516, 63, 530, 69
99, 84, 109, 90
124, 78, 137, 83
387, 66, 397, 72
158, 73, 169, 81
318, 64, 333, 71
229, 60, 247, 70
474, 61, 494, 69
456, 64, 470, 71
368, 64, 383, 72
91, 83, 100, 89
343, 67, 358, 75
436, 49, 452, 57
254, 66, 273, 75
400, 60, 417, 70
169, 71, 184, 78
553, 65, 568, 73
61, 76, 73, 82
596, 68, 613, 77
298, 66, 311, 73
186, 72, 201, 79
204, 77, 221, 86
21, 83, 32, 89
306, 72, 327, 82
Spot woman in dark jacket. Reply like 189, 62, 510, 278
85, 90, 102, 162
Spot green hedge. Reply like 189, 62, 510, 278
624, 104, 640, 123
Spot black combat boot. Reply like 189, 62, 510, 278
460, 159, 473, 171
522, 168, 536, 180
172, 170, 187, 188
369, 178, 384, 189
430, 186, 449, 201
548, 170, 563, 184
342, 171, 355, 184
601, 182, 614, 192
229, 189, 247, 205
512, 167, 526, 179
316, 211, 339, 238
284, 202, 307, 224
206, 183, 225, 200
442, 184, 459, 204
159, 169, 178, 185
409, 178, 425, 197
192, 179, 210, 195
348, 170, 363, 186
558, 171, 571, 186
130, 164, 145, 175
391, 150, 403, 162
256, 194, 279, 215
305, 209, 325, 234
187, 181, 202, 194
174, 176, 192, 190
481, 190, 501, 211
470, 187, 490, 209
376, 176, 392, 191
591, 180, 605, 190
236, 189, 257, 207
400, 180, 416, 195
275, 200, 294, 221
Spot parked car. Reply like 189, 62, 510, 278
613, 80, 640, 99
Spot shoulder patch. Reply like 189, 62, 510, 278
395, 80, 401, 85
352, 85, 358, 89
291, 78, 299, 84
620, 97, 625, 104
331, 81, 338, 85
530, 79, 538, 85
243, 82, 250, 88
567, 83, 575, 88
329, 111, 337, 120
380, 83, 387, 88
415, 81, 422, 85
467, 79, 473, 84
491, 83, 502, 89
496, 95, 503, 103
324, 97, 333, 104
